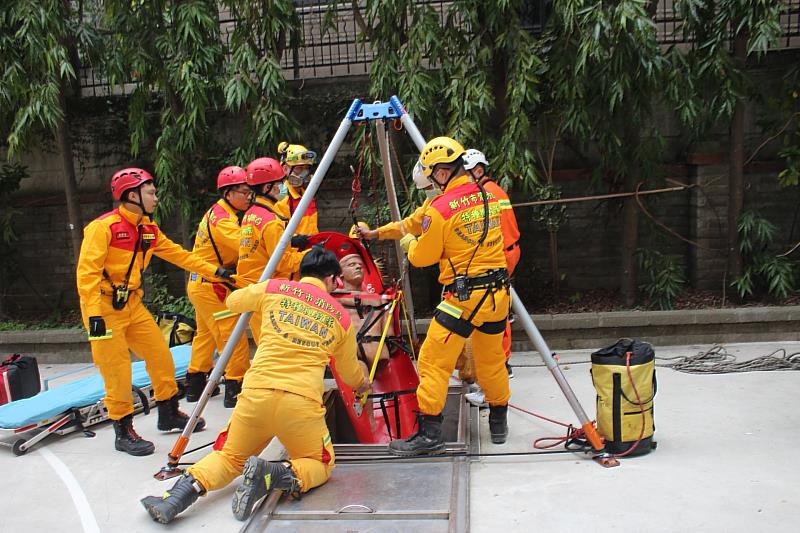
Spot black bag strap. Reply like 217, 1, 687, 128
1, 354, 22, 367
102, 225, 142, 291
204, 209, 225, 268
254, 199, 288, 222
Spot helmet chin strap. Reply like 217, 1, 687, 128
433, 165, 461, 191
258, 183, 280, 202
123, 186, 152, 217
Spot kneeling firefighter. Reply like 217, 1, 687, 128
77, 168, 230, 455
141, 246, 370, 524
186, 166, 254, 408
388, 137, 512, 456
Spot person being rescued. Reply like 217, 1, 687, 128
141, 246, 370, 524
333, 245, 394, 375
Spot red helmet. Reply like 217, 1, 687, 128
246, 157, 284, 186
217, 166, 248, 190
110, 168, 154, 201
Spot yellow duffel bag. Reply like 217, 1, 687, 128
591, 338, 657, 456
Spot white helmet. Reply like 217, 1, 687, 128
412, 160, 430, 190
463, 149, 488, 170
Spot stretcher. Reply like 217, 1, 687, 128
311, 232, 421, 444
0, 345, 192, 456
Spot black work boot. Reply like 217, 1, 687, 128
224, 379, 241, 408
184, 372, 206, 402
141, 473, 204, 524
489, 404, 509, 444
232, 457, 301, 521
388, 413, 445, 456
157, 395, 206, 432
113, 414, 155, 456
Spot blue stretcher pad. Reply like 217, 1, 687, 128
0, 345, 191, 429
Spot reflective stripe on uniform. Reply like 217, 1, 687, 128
435, 301, 463, 319
88, 329, 113, 341
212, 309, 238, 321
498, 199, 512, 210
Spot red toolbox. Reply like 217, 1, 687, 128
1, 354, 41, 405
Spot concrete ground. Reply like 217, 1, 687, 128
1, 341, 799, 532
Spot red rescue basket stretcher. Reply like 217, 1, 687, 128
311, 232, 420, 444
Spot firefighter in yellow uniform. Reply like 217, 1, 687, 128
186, 166, 254, 409
275, 141, 319, 244
388, 138, 512, 456
77, 168, 227, 456
239, 157, 308, 342
141, 247, 370, 524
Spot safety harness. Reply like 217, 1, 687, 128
103, 222, 152, 310
253, 197, 288, 223
433, 179, 510, 338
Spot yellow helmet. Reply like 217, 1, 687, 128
277, 141, 317, 167
419, 136, 465, 177
349, 221, 370, 238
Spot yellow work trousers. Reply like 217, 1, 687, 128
417, 288, 511, 415
85, 293, 177, 420
188, 388, 334, 494
187, 280, 251, 381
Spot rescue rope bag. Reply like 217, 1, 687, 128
590, 338, 657, 456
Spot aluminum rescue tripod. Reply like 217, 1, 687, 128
155, 95, 614, 480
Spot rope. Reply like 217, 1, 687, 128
658, 344, 800, 374
399, 291, 417, 360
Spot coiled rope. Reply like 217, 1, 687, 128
657, 344, 800, 374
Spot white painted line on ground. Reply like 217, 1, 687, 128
39, 447, 101, 533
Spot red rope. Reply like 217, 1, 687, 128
509, 403, 587, 450
509, 351, 648, 456
351, 124, 369, 213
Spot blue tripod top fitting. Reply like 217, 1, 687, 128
346, 95, 405, 122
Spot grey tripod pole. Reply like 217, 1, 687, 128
156, 99, 365, 479
396, 103, 614, 463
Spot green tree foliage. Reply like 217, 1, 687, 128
732, 211, 797, 299
637, 248, 686, 309
220, 0, 299, 163
668, 0, 785, 132
0, 1, 75, 156
103, 0, 226, 220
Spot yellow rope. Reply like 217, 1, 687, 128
368, 297, 398, 383
357, 297, 398, 411
399, 291, 417, 360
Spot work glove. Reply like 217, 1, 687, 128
215, 267, 236, 281
291, 234, 311, 250
88, 316, 107, 339
399, 233, 417, 254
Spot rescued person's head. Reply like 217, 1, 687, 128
339, 253, 365, 291
300, 245, 342, 292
